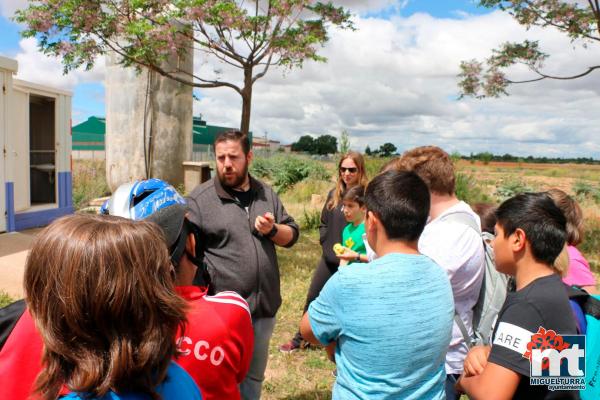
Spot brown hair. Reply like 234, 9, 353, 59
472, 203, 497, 235
380, 156, 402, 173
24, 214, 187, 400
393, 146, 456, 195
214, 129, 250, 155
553, 244, 570, 277
546, 188, 584, 246
327, 151, 368, 210
342, 185, 366, 207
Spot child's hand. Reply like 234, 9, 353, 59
463, 345, 491, 377
336, 249, 359, 261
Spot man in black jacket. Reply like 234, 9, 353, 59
186, 130, 299, 400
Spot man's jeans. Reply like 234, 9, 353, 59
240, 317, 276, 400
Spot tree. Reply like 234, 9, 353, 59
339, 129, 350, 154
16, 1, 354, 134
458, 1, 600, 98
365, 145, 372, 155
313, 134, 337, 155
291, 135, 315, 152
377, 142, 397, 157
478, 151, 494, 165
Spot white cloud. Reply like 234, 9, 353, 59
191, 10, 600, 158
6, 2, 600, 158
13, 38, 105, 90
0, 0, 27, 18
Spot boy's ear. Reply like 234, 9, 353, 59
186, 232, 196, 257
511, 228, 527, 253
366, 211, 379, 231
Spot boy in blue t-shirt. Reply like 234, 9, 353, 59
336, 185, 367, 265
301, 171, 454, 400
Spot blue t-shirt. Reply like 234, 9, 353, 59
61, 362, 202, 400
308, 252, 454, 400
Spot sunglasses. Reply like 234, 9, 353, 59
340, 167, 358, 173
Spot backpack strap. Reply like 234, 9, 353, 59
442, 210, 482, 349
454, 312, 475, 349
567, 285, 600, 319
440, 211, 482, 235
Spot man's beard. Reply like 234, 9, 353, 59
218, 162, 249, 189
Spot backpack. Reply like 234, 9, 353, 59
441, 211, 510, 347
0, 299, 26, 352
566, 286, 600, 400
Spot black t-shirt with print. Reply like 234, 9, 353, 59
488, 274, 579, 400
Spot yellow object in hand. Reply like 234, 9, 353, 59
333, 243, 345, 256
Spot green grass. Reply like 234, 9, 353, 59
0, 291, 15, 308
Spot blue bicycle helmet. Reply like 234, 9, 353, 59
100, 179, 195, 269
100, 178, 186, 220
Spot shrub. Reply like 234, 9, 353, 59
455, 172, 492, 204
572, 180, 600, 205
0, 291, 14, 308
251, 155, 331, 193
495, 179, 532, 201
580, 222, 600, 274
364, 156, 391, 178
250, 156, 273, 178
72, 160, 111, 210
573, 181, 594, 200
300, 208, 321, 231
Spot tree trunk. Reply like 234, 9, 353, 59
240, 66, 253, 135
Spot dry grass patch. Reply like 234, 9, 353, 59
264, 230, 335, 399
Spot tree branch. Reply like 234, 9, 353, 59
192, 21, 245, 63
93, 32, 242, 94
252, 51, 274, 83
508, 65, 600, 83
523, 0, 600, 42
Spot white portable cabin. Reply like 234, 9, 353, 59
0, 55, 73, 232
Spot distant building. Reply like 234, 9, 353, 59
72, 116, 105, 160
253, 137, 282, 152
71, 116, 252, 160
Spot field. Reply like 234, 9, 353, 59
263, 157, 600, 399
2, 157, 600, 399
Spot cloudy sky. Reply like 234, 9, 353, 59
1, 0, 599, 158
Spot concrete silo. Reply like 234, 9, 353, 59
105, 51, 193, 191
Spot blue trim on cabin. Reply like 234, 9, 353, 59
65, 172, 73, 207
5, 182, 15, 232
5, 172, 73, 232
14, 206, 73, 231
58, 171, 72, 208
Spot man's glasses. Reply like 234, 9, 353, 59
340, 167, 358, 173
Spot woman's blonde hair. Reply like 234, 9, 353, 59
24, 214, 187, 400
546, 188, 584, 246
327, 151, 368, 210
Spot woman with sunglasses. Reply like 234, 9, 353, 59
280, 151, 368, 352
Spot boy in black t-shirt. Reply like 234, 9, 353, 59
456, 192, 579, 400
